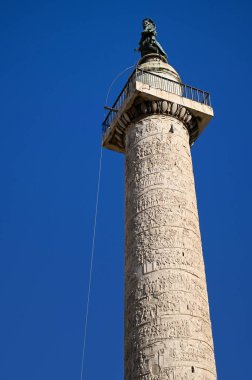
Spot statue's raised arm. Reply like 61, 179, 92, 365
137, 18, 168, 62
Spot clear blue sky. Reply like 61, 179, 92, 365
0, 0, 251, 379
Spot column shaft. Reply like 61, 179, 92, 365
124, 114, 217, 380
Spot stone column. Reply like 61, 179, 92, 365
124, 113, 217, 380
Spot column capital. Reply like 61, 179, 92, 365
102, 64, 213, 153
103, 98, 197, 153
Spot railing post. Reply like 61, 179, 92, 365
208, 93, 211, 107
203, 92, 206, 105
190, 87, 193, 101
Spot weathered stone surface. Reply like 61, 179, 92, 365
125, 115, 217, 379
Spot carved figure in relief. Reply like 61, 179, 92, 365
127, 134, 190, 161
126, 162, 195, 194
133, 137, 189, 161
129, 272, 207, 302
126, 117, 189, 150
128, 162, 194, 188
125, 116, 216, 379
126, 291, 210, 329
133, 189, 196, 214
131, 206, 200, 238
139, 351, 145, 374
126, 226, 202, 254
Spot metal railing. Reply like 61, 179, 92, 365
102, 68, 211, 134
102, 70, 137, 133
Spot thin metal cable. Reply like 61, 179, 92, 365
79, 61, 136, 380
105, 63, 137, 106
80, 143, 103, 380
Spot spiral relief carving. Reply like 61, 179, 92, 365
124, 115, 217, 380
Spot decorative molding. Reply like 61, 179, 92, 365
109, 99, 199, 152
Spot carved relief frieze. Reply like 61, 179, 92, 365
126, 118, 190, 151
137, 367, 216, 380
126, 188, 197, 215
125, 290, 210, 326
125, 339, 216, 377
124, 115, 216, 379
125, 159, 195, 194
126, 206, 200, 237
126, 270, 208, 302
125, 226, 203, 257
125, 246, 205, 279
127, 134, 191, 162
125, 316, 213, 348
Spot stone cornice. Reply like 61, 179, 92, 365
108, 98, 199, 152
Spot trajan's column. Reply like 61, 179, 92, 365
102, 19, 217, 380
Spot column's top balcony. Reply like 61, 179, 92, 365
102, 58, 213, 153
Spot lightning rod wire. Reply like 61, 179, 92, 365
80, 61, 136, 380
105, 63, 137, 106
80, 143, 103, 380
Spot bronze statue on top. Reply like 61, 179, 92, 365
136, 19, 168, 62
